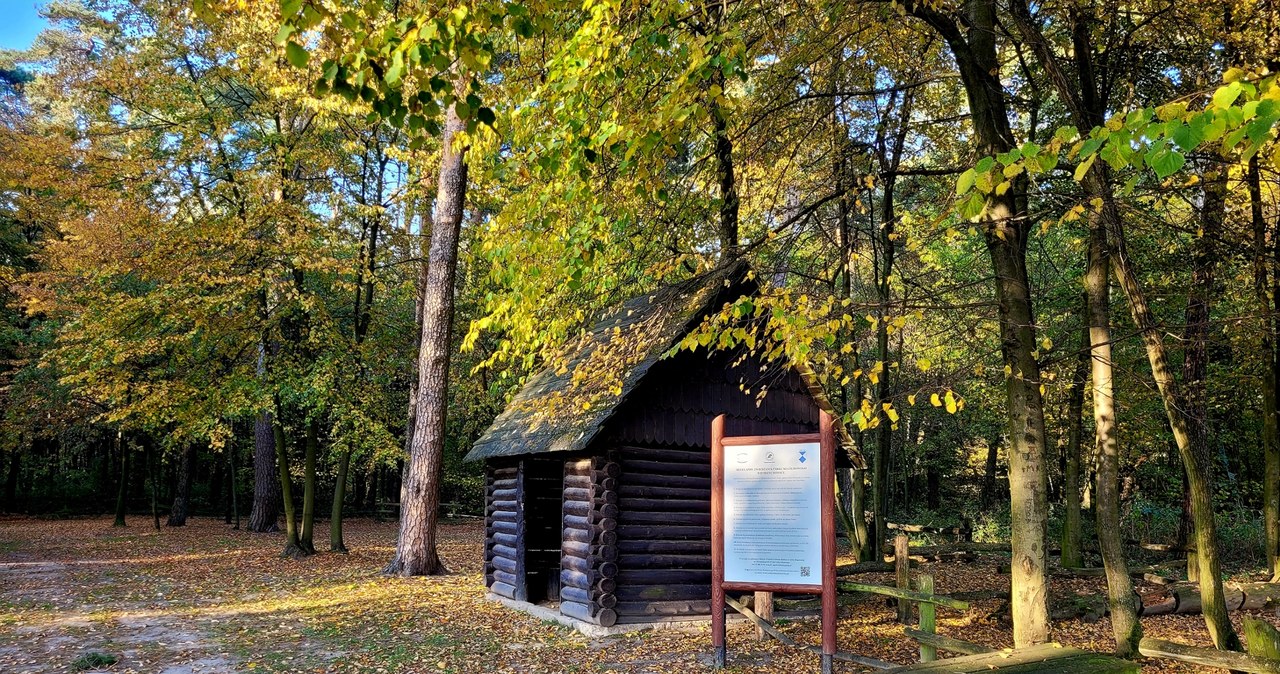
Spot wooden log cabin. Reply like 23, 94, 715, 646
465, 260, 861, 628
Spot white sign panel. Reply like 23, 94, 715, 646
723, 441, 823, 585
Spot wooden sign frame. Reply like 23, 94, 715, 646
711, 411, 837, 673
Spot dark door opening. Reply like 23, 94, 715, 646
521, 459, 562, 603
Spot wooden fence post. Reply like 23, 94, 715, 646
895, 533, 911, 623
1245, 616, 1280, 660
917, 574, 936, 662
754, 591, 773, 641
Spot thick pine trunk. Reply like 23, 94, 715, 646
1084, 185, 1142, 657
247, 411, 280, 532
385, 102, 467, 576
1060, 318, 1088, 569
166, 444, 196, 527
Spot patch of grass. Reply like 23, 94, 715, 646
71, 651, 117, 671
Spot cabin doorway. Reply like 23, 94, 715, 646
520, 459, 562, 603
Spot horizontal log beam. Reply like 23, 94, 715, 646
903, 627, 993, 655
1139, 638, 1280, 673
837, 581, 969, 610
617, 540, 712, 555
617, 524, 709, 540
619, 485, 709, 500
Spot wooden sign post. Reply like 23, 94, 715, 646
711, 411, 838, 673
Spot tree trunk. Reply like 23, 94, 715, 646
1107, 172, 1241, 651
385, 101, 467, 576
330, 447, 352, 553
981, 435, 999, 510
113, 430, 127, 527
247, 411, 280, 532
1085, 185, 1142, 657
4, 449, 19, 513
298, 417, 318, 555
229, 437, 239, 529
1250, 157, 1280, 582
147, 440, 160, 531
274, 412, 303, 557
1060, 317, 1088, 570
166, 444, 196, 527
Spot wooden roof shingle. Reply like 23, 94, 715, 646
464, 260, 863, 466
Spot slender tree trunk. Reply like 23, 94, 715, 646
330, 447, 352, 553
1107, 176, 1241, 651
229, 438, 239, 529
712, 90, 738, 257
1085, 189, 1142, 657
247, 411, 280, 532
275, 412, 303, 557
4, 449, 20, 512
1250, 157, 1280, 582
981, 435, 999, 510
385, 102, 468, 576
148, 440, 160, 531
113, 430, 127, 527
166, 444, 196, 527
298, 417, 318, 555
1060, 317, 1088, 569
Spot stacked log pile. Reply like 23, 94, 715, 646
614, 446, 713, 622
559, 457, 620, 627
485, 464, 524, 601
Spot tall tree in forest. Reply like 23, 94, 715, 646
386, 103, 468, 575
1004, 0, 1145, 653
903, 0, 1051, 645
166, 443, 197, 526
246, 413, 279, 532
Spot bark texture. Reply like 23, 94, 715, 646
385, 103, 467, 577
166, 444, 196, 527
1060, 319, 1088, 570
246, 412, 280, 532
1085, 196, 1142, 657
907, 0, 1051, 644
1250, 158, 1280, 581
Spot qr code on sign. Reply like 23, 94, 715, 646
800, 566, 810, 577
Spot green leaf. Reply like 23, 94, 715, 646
1212, 82, 1243, 109
285, 41, 309, 68
956, 168, 976, 195
1146, 141, 1185, 179
280, 0, 304, 18
1170, 123, 1198, 151
477, 107, 496, 127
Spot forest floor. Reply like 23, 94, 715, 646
0, 516, 1275, 674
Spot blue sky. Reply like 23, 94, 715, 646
0, 1, 47, 51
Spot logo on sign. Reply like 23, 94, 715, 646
764, 451, 775, 462
799, 448, 807, 464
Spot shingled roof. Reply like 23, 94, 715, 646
464, 260, 861, 464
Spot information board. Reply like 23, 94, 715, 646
710, 412, 839, 673
723, 441, 823, 586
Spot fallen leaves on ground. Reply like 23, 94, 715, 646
0, 516, 1273, 673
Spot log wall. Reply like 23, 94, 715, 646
613, 445, 714, 622
485, 463, 524, 601
559, 457, 620, 627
